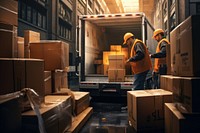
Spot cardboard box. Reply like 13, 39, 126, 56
110, 45, 122, 52
44, 71, 52, 95
170, 15, 200, 76
30, 41, 69, 71
108, 55, 125, 69
0, 23, 17, 58
161, 75, 200, 113
24, 30, 40, 58
0, 0, 18, 26
22, 95, 72, 133
108, 69, 125, 82
0, 58, 44, 97
73, 91, 90, 115
165, 103, 200, 133
127, 89, 172, 131
160, 75, 180, 92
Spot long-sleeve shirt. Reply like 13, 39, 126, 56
150, 41, 167, 58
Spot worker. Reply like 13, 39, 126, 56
150, 29, 170, 88
123, 32, 152, 90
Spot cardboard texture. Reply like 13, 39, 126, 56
108, 55, 125, 69
22, 95, 72, 133
0, 58, 44, 97
0, 23, 17, 58
165, 103, 200, 133
30, 41, 69, 71
127, 89, 172, 131
170, 15, 200, 76
166, 44, 171, 75
0, 0, 18, 26
103, 51, 119, 65
108, 69, 125, 82
161, 75, 200, 112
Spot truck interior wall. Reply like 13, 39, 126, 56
85, 21, 107, 74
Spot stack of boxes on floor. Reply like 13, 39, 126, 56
160, 15, 200, 133
127, 15, 200, 133
0, 1, 92, 133
95, 44, 131, 81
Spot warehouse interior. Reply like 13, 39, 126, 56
1, 0, 200, 133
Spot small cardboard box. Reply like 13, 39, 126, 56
44, 71, 52, 95
128, 89, 172, 131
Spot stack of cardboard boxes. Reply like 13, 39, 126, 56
94, 44, 131, 81
160, 15, 200, 133
0, 1, 92, 132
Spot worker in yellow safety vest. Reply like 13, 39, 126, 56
123, 32, 152, 90
150, 29, 170, 88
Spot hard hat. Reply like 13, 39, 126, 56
152, 29, 164, 38
123, 32, 134, 44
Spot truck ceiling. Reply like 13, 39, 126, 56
79, 13, 143, 33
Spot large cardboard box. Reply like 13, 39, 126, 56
108, 55, 125, 69
30, 41, 69, 71
127, 89, 172, 131
108, 69, 125, 82
0, 0, 18, 26
161, 75, 200, 113
22, 95, 72, 133
0, 23, 17, 58
73, 91, 90, 115
165, 103, 200, 133
170, 15, 200, 76
0, 58, 44, 97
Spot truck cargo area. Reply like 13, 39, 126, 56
78, 13, 154, 98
